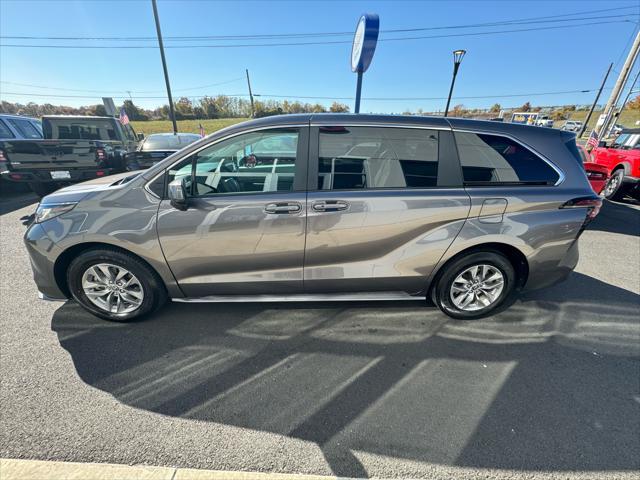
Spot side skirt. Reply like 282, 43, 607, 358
172, 292, 423, 303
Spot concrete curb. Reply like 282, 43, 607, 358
0, 458, 343, 480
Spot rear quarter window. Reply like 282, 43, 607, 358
455, 131, 560, 185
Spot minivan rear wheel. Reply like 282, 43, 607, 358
67, 248, 167, 322
432, 251, 515, 320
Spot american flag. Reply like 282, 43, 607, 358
119, 107, 130, 125
199, 123, 205, 138
586, 129, 599, 149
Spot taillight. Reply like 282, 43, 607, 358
561, 196, 603, 222
95, 147, 106, 162
0, 149, 8, 172
586, 171, 606, 180
96, 170, 105, 176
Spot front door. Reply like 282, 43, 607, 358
304, 125, 470, 294
157, 126, 309, 297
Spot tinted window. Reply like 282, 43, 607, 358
0, 120, 15, 139
43, 118, 118, 141
168, 129, 299, 197
7, 118, 42, 139
456, 132, 559, 185
318, 126, 439, 190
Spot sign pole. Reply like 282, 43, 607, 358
351, 14, 379, 114
354, 71, 363, 114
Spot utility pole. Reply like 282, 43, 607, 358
577, 63, 613, 138
151, 0, 178, 134
594, 30, 640, 140
609, 68, 640, 133
245, 69, 255, 118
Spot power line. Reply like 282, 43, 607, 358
1, 20, 635, 49
0, 77, 244, 94
0, 87, 611, 101
1, 6, 636, 41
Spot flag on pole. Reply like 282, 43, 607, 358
199, 123, 205, 138
119, 107, 130, 125
586, 129, 599, 149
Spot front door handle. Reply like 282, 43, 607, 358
312, 200, 349, 212
264, 202, 302, 214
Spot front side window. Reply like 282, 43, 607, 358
318, 126, 439, 190
168, 128, 299, 197
456, 132, 559, 185
0, 120, 15, 139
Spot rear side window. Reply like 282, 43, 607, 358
7, 118, 42, 139
318, 126, 439, 190
0, 120, 15, 139
455, 132, 559, 185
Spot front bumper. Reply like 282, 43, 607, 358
23, 222, 67, 300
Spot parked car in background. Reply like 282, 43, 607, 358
589, 128, 640, 200
0, 115, 139, 196
0, 114, 43, 140
610, 124, 624, 137
126, 133, 201, 170
562, 120, 583, 132
577, 145, 609, 194
534, 116, 554, 128
25, 114, 601, 322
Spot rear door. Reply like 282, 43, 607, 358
303, 124, 470, 294
156, 126, 309, 297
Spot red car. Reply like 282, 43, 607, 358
588, 128, 640, 201
577, 145, 609, 195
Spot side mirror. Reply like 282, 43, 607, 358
137, 133, 145, 141
598, 141, 607, 148
168, 178, 189, 211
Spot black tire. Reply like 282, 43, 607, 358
28, 182, 58, 197
602, 169, 626, 201
67, 248, 167, 322
431, 251, 516, 320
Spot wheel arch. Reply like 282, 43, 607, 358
53, 242, 167, 298
427, 242, 529, 297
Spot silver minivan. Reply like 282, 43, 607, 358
24, 114, 601, 321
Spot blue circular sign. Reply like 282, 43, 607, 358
351, 13, 379, 73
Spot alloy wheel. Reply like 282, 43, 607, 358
81, 263, 144, 315
450, 264, 505, 312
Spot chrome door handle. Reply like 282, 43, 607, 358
264, 202, 302, 214
312, 200, 349, 212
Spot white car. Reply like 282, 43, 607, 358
562, 120, 583, 132
535, 116, 554, 128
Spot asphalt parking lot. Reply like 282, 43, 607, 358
1, 190, 639, 479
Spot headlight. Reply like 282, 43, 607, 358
34, 202, 77, 223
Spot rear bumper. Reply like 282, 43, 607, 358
23, 223, 67, 300
1, 168, 117, 183
522, 239, 579, 292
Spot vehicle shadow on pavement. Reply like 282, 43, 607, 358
51, 272, 640, 478
586, 199, 640, 236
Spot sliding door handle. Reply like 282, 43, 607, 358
312, 200, 349, 212
264, 202, 302, 214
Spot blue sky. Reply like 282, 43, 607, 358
1, 0, 639, 113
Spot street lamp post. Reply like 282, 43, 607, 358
444, 49, 466, 117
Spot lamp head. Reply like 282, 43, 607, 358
453, 49, 466, 65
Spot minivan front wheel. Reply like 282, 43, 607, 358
432, 251, 515, 320
67, 248, 167, 322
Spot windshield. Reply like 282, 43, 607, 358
611, 133, 640, 149
142, 134, 200, 151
